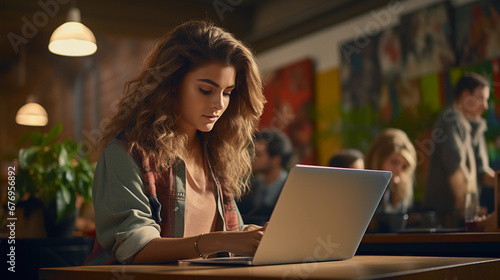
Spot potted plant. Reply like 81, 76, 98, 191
15, 123, 94, 237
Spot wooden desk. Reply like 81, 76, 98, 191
39, 255, 499, 280
358, 232, 500, 257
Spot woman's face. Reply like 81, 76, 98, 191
178, 62, 236, 135
381, 152, 409, 184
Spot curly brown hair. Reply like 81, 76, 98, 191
100, 20, 266, 198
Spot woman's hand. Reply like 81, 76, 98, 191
200, 223, 267, 257
228, 224, 267, 256
132, 224, 268, 264
241, 223, 263, 232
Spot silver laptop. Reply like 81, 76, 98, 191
181, 164, 391, 266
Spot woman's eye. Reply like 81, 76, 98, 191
199, 88, 211, 94
223, 91, 232, 96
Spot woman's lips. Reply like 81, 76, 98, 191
203, 115, 219, 122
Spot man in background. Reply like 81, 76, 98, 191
238, 128, 293, 226
424, 72, 496, 227
328, 148, 365, 169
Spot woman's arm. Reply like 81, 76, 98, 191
132, 226, 265, 264
95, 141, 266, 264
93, 142, 162, 263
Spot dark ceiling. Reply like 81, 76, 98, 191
1, 0, 390, 51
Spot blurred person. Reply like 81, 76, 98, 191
238, 128, 293, 226
328, 148, 365, 169
423, 72, 495, 228
365, 128, 417, 215
83, 20, 267, 265
365, 128, 417, 233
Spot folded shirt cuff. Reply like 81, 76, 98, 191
114, 225, 161, 264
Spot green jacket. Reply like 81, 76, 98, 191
84, 139, 243, 265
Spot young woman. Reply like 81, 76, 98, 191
83, 20, 267, 265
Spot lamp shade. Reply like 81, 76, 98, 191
16, 103, 49, 126
48, 8, 97, 57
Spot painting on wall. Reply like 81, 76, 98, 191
400, 2, 455, 79
340, 33, 382, 111
377, 26, 403, 81
455, 0, 500, 66
259, 59, 316, 165
315, 68, 343, 166
377, 76, 422, 124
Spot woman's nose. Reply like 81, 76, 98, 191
212, 92, 225, 110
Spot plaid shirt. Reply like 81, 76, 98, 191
83, 134, 242, 265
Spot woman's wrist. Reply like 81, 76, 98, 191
194, 234, 207, 259
195, 232, 225, 257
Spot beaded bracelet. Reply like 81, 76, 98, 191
194, 233, 208, 259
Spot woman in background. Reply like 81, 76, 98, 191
84, 20, 266, 265
365, 128, 417, 215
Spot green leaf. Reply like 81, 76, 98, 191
29, 131, 43, 146
46, 123, 63, 144
51, 142, 61, 157
56, 187, 71, 222
64, 138, 78, 154
16, 130, 43, 146
65, 169, 74, 183
58, 145, 68, 166
18, 148, 37, 169
16, 131, 34, 146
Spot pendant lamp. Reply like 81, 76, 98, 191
15, 46, 49, 127
16, 102, 49, 126
49, 7, 97, 57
